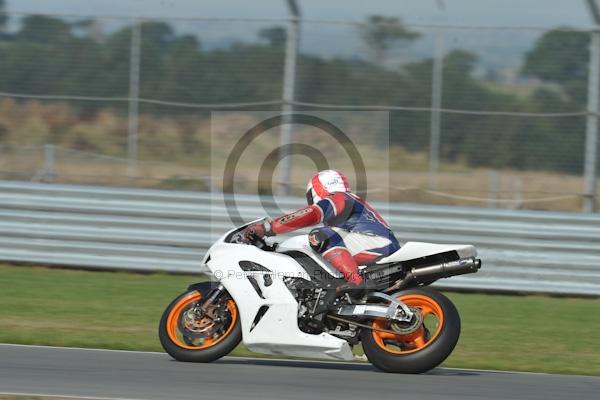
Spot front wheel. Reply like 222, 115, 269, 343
361, 287, 460, 373
158, 282, 242, 362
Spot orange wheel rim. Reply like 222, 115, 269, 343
371, 294, 444, 355
166, 292, 238, 350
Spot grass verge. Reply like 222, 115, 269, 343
0, 264, 598, 375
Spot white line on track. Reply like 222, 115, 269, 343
0, 342, 164, 356
0, 343, 569, 377
0, 391, 143, 400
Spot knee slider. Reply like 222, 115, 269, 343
308, 228, 329, 253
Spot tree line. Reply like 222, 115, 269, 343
0, 11, 593, 174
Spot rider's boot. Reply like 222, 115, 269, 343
311, 248, 372, 315
324, 247, 361, 281
323, 247, 370, 301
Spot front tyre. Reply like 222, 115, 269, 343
158, 282, 241, 362
361, 287, 460, 373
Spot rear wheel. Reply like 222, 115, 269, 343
361, 287, 460, 373
158, 282, 241, 362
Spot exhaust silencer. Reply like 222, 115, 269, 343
410, 257, 481, 282
388, 257, 481, 291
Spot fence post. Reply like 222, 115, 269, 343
488, 170, 499, 208
278, 0, 301, 196
584, 28, 600, 213
204, 176, 217, 194
584, 1, 600, 212
428, 31, 444, 190
43, 144, 56, 182
127, 20, 142, 179
512, 176, 523, 210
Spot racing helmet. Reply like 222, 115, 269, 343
306, 170, 350, 205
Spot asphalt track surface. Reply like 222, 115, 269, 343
1, 344, 599, 400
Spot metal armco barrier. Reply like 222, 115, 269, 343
1, 180, 599, 296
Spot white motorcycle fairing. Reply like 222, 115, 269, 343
377, 242, 477, 264
202, 227, 354, 361
275, 235, 343, 278
277, 236, 477, 268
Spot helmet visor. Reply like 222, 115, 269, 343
306, 189, 314, 205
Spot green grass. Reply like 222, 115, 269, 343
0, 264, 598, 375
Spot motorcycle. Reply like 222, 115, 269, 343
158, 219, 481, 373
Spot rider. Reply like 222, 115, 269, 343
243, 170, 400, 297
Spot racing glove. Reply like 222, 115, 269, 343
242, 218, 273, 242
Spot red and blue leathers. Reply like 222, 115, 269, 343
259, 191, 400, 285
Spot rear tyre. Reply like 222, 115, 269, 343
158, 282, 242, 362
361, 287, 460, 373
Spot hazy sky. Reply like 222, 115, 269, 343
5, 0, 595, 28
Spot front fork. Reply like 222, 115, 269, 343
187, 283, 225, 319
200, 284, 225, 308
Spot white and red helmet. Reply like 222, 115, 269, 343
306, 170, 350, 205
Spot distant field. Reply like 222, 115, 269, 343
0, 147, 591, 212
1, 99, 595, 212
0, 264, 599, 376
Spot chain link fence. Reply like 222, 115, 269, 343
0, 11, 598, 212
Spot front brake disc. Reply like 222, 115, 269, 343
178, 304, 218, 339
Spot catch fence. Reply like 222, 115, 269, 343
0, 11, 598, 211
